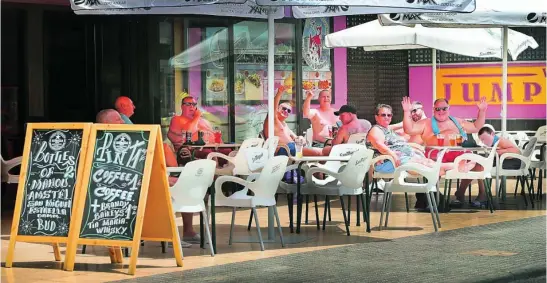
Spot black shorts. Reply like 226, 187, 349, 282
492, 158, 522, 170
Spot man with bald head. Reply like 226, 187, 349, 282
96, 109, 125, 124
302, 90, 339, 145
114, 96, 135, 124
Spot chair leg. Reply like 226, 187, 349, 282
322, 196, 329, 231
485, 178, 494, 213
200, 212, 205, 249
347, 195, 351, 225
201, 210, 215, 256
247, 210, 253, 231
251, 208, 265, 251
404, 193, 409, 213
514, 176, 521, 197
327, 197, 332, 222
425, 192, 438, 232
339, 196, 350, 236
360, 192, 370, 233
520, 176, 529, 207
429, 192, 441, 228
314, 195, 320, 230
538, 169, 544, 200
305, 195, 309, 225
378, 191, 388, 231
384, 193, 394, 227
356, 194, 361, 227
287, 194, 294, 233
525, 176, 535, 208
273, 206, 285, 248
229, 207, 236, 245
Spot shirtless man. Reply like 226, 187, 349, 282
114, 96, 136, 124
402, 97, 488, 207
302, 90, 339, 145
390, 101, 426, 144
168, 96, 214, 151
263, 85, 304, 156
322, 105, 369, 156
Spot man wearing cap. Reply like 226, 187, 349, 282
322, 105, 369, 156
391, 101, 426, 144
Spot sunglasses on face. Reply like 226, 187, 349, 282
411, 108, 422, 114
377, 113, 393, 118
280, 107, 292, 113
182, 102, 197, 107
434, 107, 449, 112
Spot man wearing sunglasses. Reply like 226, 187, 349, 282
168, 96, 214, 151
263, 85, 303, 156
302, 90, 339, 145
402, 96, 488, 208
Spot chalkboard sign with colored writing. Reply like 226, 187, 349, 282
18, 129, 84, 236
79, 130, 150, 240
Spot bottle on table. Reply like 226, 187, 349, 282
214, 127, 222, 143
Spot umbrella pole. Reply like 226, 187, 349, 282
267, 8, 276, 240
501, 26, 508, 135
432, 48, 437, 107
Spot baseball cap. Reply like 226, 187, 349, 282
334, 105, 357, 116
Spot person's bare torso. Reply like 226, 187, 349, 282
421, 118, 464, 146
339, 120, 368, 143
309, 109, 338, 142
169, 115, 213, 149
264, 117, 294, 144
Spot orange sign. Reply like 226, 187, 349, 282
437, 64, 546, 105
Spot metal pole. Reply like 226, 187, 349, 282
501, 26, 508, 135
267, 9, 276, 240
432, 48, 437, 107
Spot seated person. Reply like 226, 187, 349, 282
114, 96, 136, 124
96, 109, 197, 247
390, 101, 425, 144
263, 85, 307, 156
321, 105, 370, 156
168, 96, 231, 165
478, 126, 522, 169
366, 104, 452, 175
302, 90, 339, 145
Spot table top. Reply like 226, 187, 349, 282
185, 143, 241, 149
290, 156, 351, 162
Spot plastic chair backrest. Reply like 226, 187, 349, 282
231, 137, 264, 170
534, 125, 547, 143
336, 146, 373, 189
325, 143, 365, 173
263, 136, 279, 158
521, 137, 538, 158
252, 156, 289, 198
482, 141, 500, 172
347, 133, 367, 145
305, 127, 313, 146
169, 159, 216, 210
243, 147, 269, 173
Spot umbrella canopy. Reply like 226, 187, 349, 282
324, 20, 538, 60
378, 0, 547, 27
70, 0, 477, 16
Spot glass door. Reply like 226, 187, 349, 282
174, 18, 232, 142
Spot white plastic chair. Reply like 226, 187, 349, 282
306, 146, 374, 235
493, 137, 538, 207
443, 142, 499, 213
533, 125, 547, 143
1, 155, 22, 184
168, 159, 217, 256
263, 136, 279, 158
381, 149, 447, 232
347, 133, 367, 145
207, 137, 264, 176
212, 156, 288, 251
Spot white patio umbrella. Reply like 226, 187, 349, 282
377, 0, 547, 134
324, 20, 539, 107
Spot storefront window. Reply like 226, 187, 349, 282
159, 18, 297, 143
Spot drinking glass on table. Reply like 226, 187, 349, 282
436, 134, 445, 146
449, 134, 457, 146
456, 134, 463, 146
295, 139, 304, 158
214, 127, 222, 143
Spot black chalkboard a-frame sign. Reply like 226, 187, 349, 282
5, 123, 92, 268
64, 124, 183, 275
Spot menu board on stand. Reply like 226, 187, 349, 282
63, 124, 183, 275
5, 123, 92, 267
